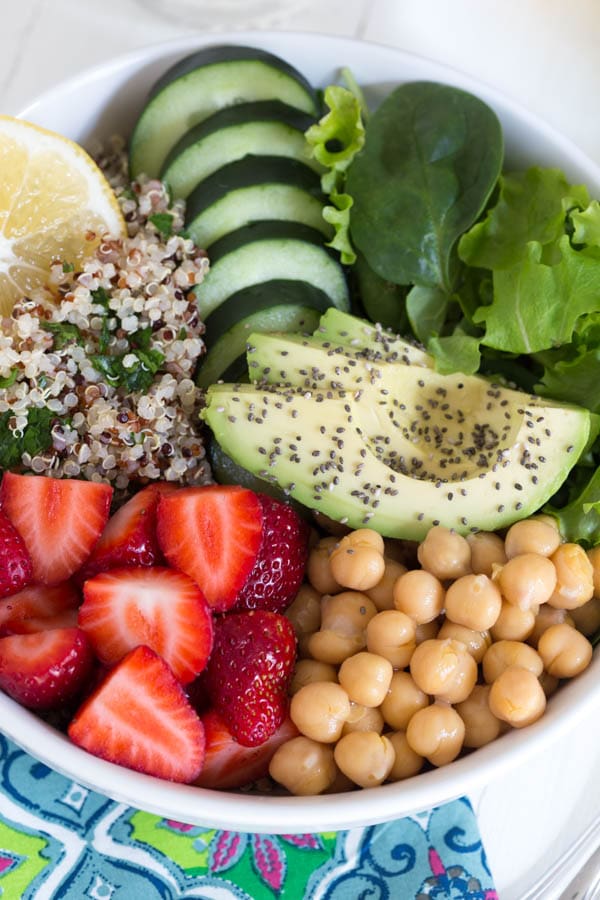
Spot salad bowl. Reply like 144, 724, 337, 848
6, 30, 600, 834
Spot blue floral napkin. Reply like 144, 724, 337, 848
0, 734, 497, 898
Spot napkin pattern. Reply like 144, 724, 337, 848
0, 734, 497, 899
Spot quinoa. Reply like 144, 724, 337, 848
0, 136, 213, 497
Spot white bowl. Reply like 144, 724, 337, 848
9, 31, 600, 834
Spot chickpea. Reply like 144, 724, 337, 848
482, 640, 543, 683
528, 604, 573, 647
537, 623, 593, 678
504, 518, 561, 559
417, 526, 471, 580
366, 558, 408, 611
406, 702, 465, 766
415, 619, 441, 644
467, 531, 507, 577
290, 682, 351, 743
333, 731, 395, 787
286, 584, 322, 638
386, 731, 425, 781
410, 638, 477, 703
307, 537, 342, 595
393, 569, 445, 624
455, 684, 502, 749
269, 736, 337, 795
342, 703, 385, 735
437, 621, 491, 663
366, 610, 416, 668
380, 671, 429, 731
569, 596, 600, 637
490, 601, 536, 642
587, 545, 600, 598
338, 652, 393, 707
444, 573, 502, 631
290, 659, 338, 695
308, 591, 377, 664
548, 543, 594, 610
488, 666, 546, 728
329, 529, 385, 591
496, 553, 557, 610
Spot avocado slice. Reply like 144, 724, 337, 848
203, 355, 590, 540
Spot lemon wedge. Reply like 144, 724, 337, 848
0, 115, 125, 314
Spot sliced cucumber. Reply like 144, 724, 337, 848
129, 45, 319, 179
184, 155, 329, 249
197, 302, 321, 388
161, 100, 321, 199
196, 221, 349, 319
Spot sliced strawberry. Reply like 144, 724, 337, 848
157, 485, 263, 611
79, 566, 213, 684
235, 495, 310, 613
0, 473, 112, 585
4, 608, 79, 634
68, 645, 205, 783
195, 709, 299, 790
0, 626, 95, 710
0, 582, 81, 635
78, 482, 177, 582
0, 508, 33, 598
204, 610, 297, 747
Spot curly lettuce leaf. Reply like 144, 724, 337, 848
545, 466, 600, 546
427, 332, 481, 375
570, 200, 600, 246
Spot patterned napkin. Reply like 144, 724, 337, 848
0, 734, 497, 899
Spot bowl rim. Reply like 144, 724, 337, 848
9, 29, 600, 833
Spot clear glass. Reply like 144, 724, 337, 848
139, 0, 315, 29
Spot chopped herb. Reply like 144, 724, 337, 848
178, 327, 187, 340
98, 316, 113, 353
91, 287, 111, 308
130, 326, 153, 351
0, 369, 19, 389
149, 213, 174, 239
62, 261, 75, 273
41, 321, 84, 349
90, 345, 165, 393
0, 407, 54, 470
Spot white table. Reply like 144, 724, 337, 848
3, 2, 600, 895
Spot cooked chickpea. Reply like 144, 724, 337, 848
286, 584, 322, 638
587, 545, 600, 598
496, 553, 557, 610
380, 671, 429, 730
308, 630, 361, 664
417, 526, 471, 580
366, 558, 408, 610
467, 531, 507, 576
482, 640, 543, 683
307, 537, 342, 594
333, 731, 395, 787
308, 591, 377, 664
537, 623, 593, 678
290, 659, 338, 695
490, 601, 536, 642
329, 530, 386, 592
569, 596, 600, 637
290, 682, 351, 743
437, 621, 491, 663
342, 703, 385, 735
393, 568, 445, 624
504, 518, 561, 559
488, 666, 546, 728
548, 543, 594, 609
455, 684, 502, 748
444, 573, 502, 631
366, 610, 416, 667
410, 638, 477, 703
528, 604, 573, 647
386, 731, 425, 781
415, 619, 440, 644
406, 702, 465, 766
269, 736, 337, 795
338, 652, 393, 707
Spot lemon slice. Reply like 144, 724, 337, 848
0, 115, 125, 315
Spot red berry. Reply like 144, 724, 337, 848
0, 582, 81, 635
0, 508, 33, 598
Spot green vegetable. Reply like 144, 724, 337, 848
545, 467, 600, 546
149, 212, 175, 239
90, 346, 165, 393
41, 321, 84, 349
0, 407, 55, 470
0, 370, 19, 389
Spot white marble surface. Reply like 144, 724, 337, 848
3, 1, 600, 896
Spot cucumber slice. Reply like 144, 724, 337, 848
185, 155, 329, 249
130, 45, 319, 179
196, 221, 349, 319
197, 302, 321, 388
161, 100, 321, 199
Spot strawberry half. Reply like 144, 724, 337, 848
0, 508, 33, 598
79, 566, 213, 684
195, 709, 299, 790
0, 626, 95, 710
0, 473, 112, 585
78, 482, 177, 582
68, 645, 205, 783
0, 582, 81, 635
235, 495, 310, 613
204, 610, 297, 747
157, 484, 263, 611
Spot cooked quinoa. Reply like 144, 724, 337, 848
0, 137, 213, 496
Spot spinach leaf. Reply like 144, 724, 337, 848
346, 81, 503, 292
0, 407, 54, 470
406, 285, 448, 344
